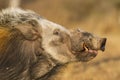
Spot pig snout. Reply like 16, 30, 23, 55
100, 38, 107, 51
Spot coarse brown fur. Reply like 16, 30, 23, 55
0, 26, 38, 80
0, 25, 55, 80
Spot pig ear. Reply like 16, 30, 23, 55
13, 20, 41, 41
76, 28, 86, 33
27, 19, 39, 27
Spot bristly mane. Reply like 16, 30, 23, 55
0, 8, 42, 27
0, 27, 37, 80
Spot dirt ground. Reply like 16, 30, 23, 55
0, 0, 120, 80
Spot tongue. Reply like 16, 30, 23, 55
88, 50, 98, 54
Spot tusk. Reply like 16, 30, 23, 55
83, 43, 89, 51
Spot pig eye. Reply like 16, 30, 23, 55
89, 38, 92, 41
53, 29, 60, 35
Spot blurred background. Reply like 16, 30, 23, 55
0, 0, 120, 80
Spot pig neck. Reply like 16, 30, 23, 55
38, 63, 63, 80
31, 53, 63, 80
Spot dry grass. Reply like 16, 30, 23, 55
0, 0, 120, 80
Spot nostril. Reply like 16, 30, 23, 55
101, 38, 107, 51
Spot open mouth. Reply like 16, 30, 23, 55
83, 43, 98, 55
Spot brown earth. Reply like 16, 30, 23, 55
0, 0, 120, 80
